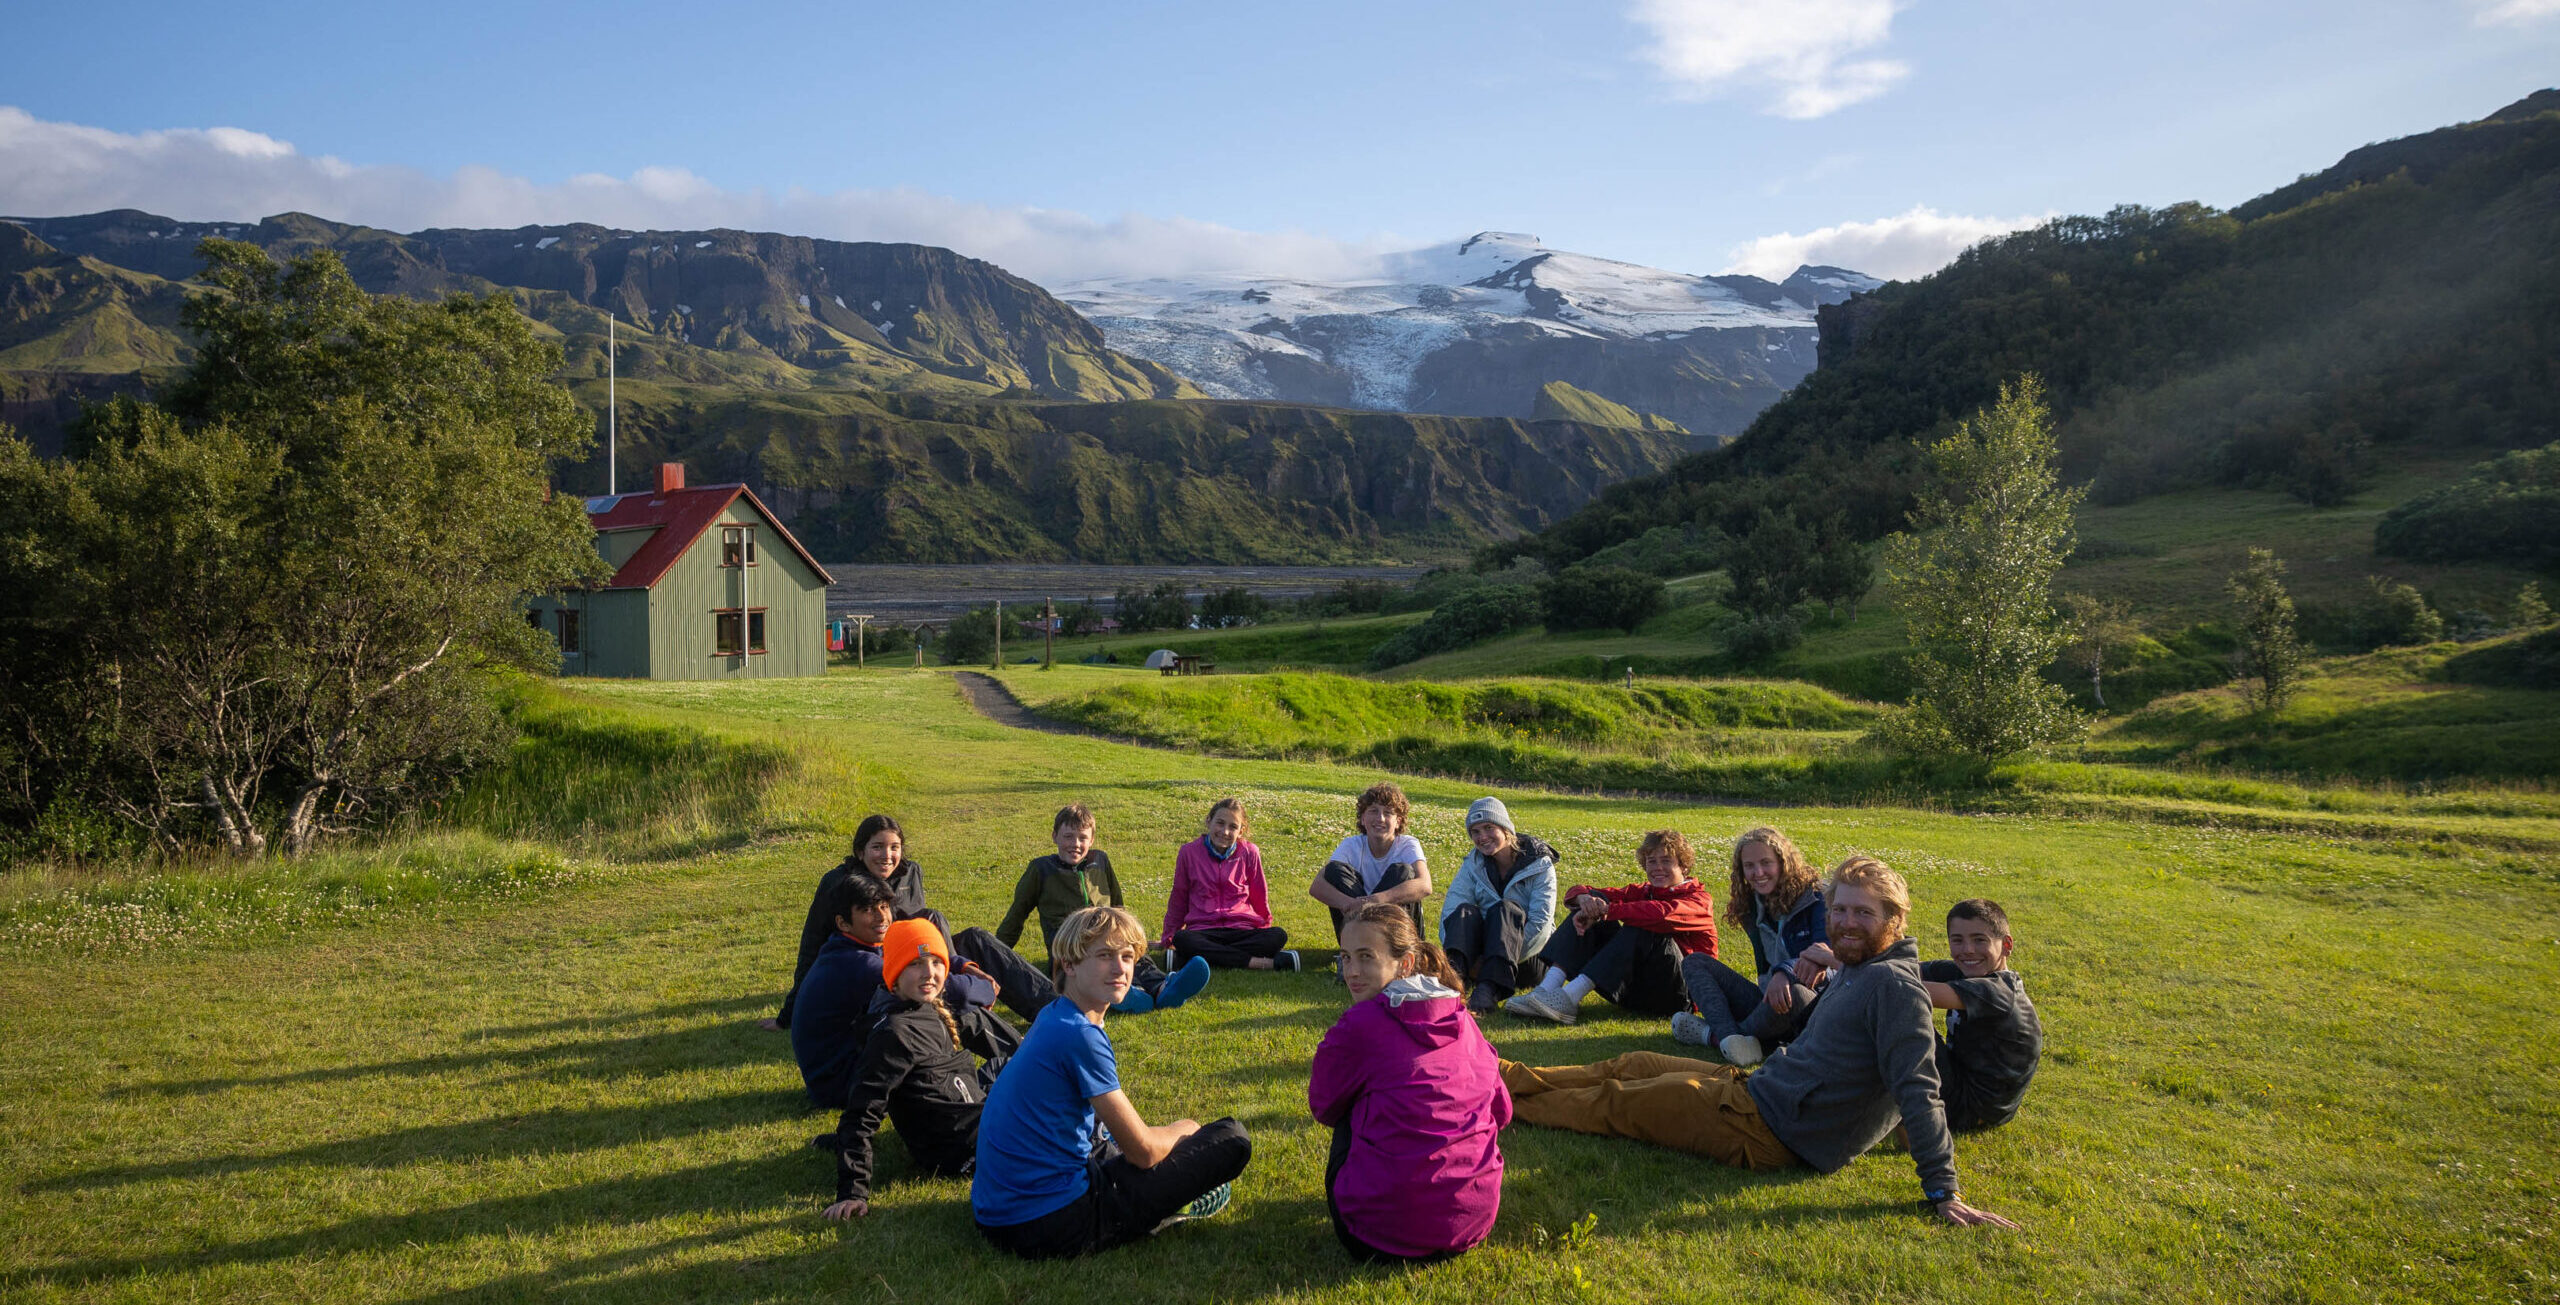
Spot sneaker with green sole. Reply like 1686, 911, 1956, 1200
1152, 1182, 1233, 1234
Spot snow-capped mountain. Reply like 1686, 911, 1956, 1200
1052, 233, 1882, 441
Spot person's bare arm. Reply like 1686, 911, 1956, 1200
1924, 980, 1966, 1011
1091, 1089, 1200, 1169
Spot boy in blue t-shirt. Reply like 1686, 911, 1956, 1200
973, 905, 1252, 1258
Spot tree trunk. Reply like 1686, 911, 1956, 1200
282, 781, 330, 858
202, 773, 266, 857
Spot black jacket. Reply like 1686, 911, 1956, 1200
776, 858, 933, 1027
1921, 960, 2042, 1132
832, 995, 1020, 1203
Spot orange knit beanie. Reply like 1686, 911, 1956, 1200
881, 919, 950, 991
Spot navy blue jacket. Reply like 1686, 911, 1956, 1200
791, 932, 887, 1109
1740, 884, 1828, 980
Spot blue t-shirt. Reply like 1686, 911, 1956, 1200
972, 998, 1119, 1225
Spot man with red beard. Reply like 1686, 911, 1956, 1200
1499, 855, 2016, 1228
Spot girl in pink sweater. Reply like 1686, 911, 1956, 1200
1159, 797, 1298, 971
1309, 903, 1509, 1264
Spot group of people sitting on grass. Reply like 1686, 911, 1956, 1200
759, 782, 2044, 1263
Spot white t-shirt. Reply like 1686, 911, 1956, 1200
1329, 833, 1426, 893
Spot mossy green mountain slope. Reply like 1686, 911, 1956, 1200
3, 209, 1200, 407
1518, 90, 2560, 572
1528, 380, 1689, 435
573, 383, 1690, 563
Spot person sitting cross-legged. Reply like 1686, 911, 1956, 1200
1500, 855, 2019, 1229
1504, 830, 1716, 1025
1309, 782, 1432, 947
1923, 898, 2043, 1133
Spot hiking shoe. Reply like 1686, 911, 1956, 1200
1156, 955, 1212, 1010
1468, 982, 1503, 1014
1505, 987, 1578, 1026
1670, 1011, 1712, 1047
1719, 1033, 1765, 1067
1110, 986, 1156, 1015
808, 1132, 840, 1152
1152, 1182, 1233, 1234
1274, 949, 1301, 973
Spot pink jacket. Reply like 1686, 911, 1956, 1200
1308, 975, 1509, 1259
1159, 837, 1273, 943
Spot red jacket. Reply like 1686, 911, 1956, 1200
1565, 878, 1719, 958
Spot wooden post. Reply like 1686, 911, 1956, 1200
992, 600, 1003, 669
1044, 598, 1056, 669
850, 614, 874, 670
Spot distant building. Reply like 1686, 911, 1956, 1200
526, 463, 836, 679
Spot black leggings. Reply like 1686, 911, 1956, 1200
949, 927, 1168, 1021
1538, 920, 1687, 1015
977, 1118, 1253, 1259
1171, 926, 1290, 968
1318, 860, 1426, 940
1440, 900, 1545, 994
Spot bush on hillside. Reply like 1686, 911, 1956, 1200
1539, 565, 1667, 633
1112, 582, 1193, 632
1366, 585, 1541, 670
1725, 613, 1804, 665
2374, 441, 2560, 566
1198, 586, 1270, 629
940, 605, 997, 665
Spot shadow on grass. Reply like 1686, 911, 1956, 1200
112, 995, 778, 1100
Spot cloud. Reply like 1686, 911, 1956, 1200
1721, 204, 2050, 281
2474, 0, 2560, 23
0, 106, 1392, 284
1629, 0, 1910, 118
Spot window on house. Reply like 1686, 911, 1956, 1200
559, 609, 582, 655
748, 610, 766, 652
526, 608, 543, 630
715, 611, 743, 655
722, 526, 757, 567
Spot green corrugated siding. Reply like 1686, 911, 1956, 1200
643, 500, 830, 680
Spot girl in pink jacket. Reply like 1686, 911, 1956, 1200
1310, 903, 1510, 1263
1160, 797, 1298, 971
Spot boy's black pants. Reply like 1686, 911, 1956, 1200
1440, 900, 1544, 993
976, 1118, 1252, 1259
1538, 920, 1687, 1014
1171, 926, 1289, 968
949, 927, 1167, 1021
1318, 860, 1426, 940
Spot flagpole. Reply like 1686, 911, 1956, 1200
608, 312, 617, 496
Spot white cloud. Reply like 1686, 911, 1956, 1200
0, 106, 1391, 284
2474, 0, 2560, 24
1721, 204, 2050, 281
1629, 0, 1910, 118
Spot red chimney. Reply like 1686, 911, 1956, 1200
657, 463, 685, 494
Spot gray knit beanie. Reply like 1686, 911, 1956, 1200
1465, 797, 1514, 832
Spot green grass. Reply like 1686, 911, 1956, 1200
2, 667, 2556, 1302
1049, 613, 1428, 673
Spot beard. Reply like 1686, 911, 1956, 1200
1829, 922, 1900, 965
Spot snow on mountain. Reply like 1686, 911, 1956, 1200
1048, 234, 1881, 424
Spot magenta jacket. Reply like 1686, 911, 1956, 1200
1159, 836, 1273, 943
1308, 974, 1509, 1259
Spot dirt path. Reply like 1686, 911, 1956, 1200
952, 671, 1169, 747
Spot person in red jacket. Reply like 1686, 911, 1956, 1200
1504, 830, 1718, 1026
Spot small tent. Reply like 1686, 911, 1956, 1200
1142, 648, 1181, 670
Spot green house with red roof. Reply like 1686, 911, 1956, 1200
526, 463, 836, 679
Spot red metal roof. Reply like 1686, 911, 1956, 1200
583, 484, 836, 590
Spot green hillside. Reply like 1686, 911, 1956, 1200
1508, 91, 2560, 582
1528, 380, 1690, 436
571, 383, 1689, 563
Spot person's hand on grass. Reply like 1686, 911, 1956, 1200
823, 1198, 868, 1221
1933, 1197, 2016, 1229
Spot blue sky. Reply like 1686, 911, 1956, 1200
4, 0, 2555, 282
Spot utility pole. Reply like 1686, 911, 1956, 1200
992, 600, 1003, 669
1043, 598, 1056, 669
849, 614, 874, 670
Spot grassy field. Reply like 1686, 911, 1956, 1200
4, 668, 2557, 1303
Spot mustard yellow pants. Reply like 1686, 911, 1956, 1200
1500, 1051, 1796, 1172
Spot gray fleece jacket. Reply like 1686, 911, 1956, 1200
1743, 937, 1959, 1199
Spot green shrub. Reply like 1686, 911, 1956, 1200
2374, 441, 2560, 565
1367, 586, 1541, 670
1539, 565, 1667, 633
1726, 613, 1804, 665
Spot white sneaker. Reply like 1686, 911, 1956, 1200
1719, 1033, 1765, 1067
1670, 1011, 1711, 1046
1504, 986, 1579, 1026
